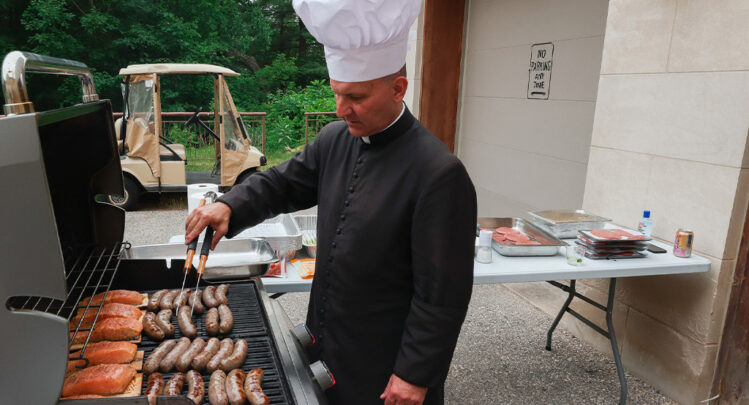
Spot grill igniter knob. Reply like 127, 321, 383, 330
292, 324, 315, 347
310, 360, 335, 390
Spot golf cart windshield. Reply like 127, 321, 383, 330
122, 74, 161, 177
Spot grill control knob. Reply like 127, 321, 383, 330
310, 360, 335, 390
292, 324, 314, 347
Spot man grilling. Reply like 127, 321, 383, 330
185, 0, 477, 403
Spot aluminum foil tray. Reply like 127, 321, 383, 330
477, 217, 566, 257
122, 238, 278, 280
528, 209, 611, 239
236, 213, 303, 254
294, 214, 318, 258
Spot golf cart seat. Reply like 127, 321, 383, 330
160, 143, 186, 161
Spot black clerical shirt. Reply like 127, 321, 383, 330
218, 107, 477, 404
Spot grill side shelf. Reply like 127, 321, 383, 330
138, 282, 296, 404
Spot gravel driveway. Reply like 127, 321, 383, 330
126, 209, 675, 404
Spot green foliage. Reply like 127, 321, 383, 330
263, 80, 336, 152
1, 0, 327, 113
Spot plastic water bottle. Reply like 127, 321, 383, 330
638, 210, 653, 237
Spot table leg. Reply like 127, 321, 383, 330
545, 278, 627, 404
606, 278, 627, 405
546, 280, 576, 351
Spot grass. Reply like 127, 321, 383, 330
185, 145, 217, 172
262, 148, 299, 170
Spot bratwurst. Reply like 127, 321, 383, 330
178, 305, 197, 338
208, 370, 229, 405
144, 340, 176, 375
225, 369, 247, 405
176, 337, 205, 372
191, 337, 220, 371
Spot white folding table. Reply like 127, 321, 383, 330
260, 238, 710, 404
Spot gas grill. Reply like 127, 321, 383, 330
0, 51, 331, 404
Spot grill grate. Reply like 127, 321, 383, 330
139, 282, 295, 404
6, 242, 129, 366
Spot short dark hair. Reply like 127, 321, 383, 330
381, 64, 407, 83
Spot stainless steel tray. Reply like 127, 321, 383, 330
122, 238, 278, 280
477, 217, 566, 257
236, 213, 303, 255
528, 209, 610, 239
294, 214, 318, 258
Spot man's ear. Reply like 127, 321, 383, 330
391, 76, 408, 102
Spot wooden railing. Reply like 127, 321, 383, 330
304, 112, 341, 144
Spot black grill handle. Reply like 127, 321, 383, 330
201, 226, 215, 256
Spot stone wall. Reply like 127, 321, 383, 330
579, 1, 749, 402
456, 0, 609, 218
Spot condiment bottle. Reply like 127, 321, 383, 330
476, 230, 493, 264
638, 210, 653, 237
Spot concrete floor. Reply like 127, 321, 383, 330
125, 208, 676, 404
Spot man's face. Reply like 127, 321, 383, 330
330, 77, 403, 137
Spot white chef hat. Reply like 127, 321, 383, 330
293, 0, 422, 82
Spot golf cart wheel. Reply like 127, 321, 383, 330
108, 176, 140, 211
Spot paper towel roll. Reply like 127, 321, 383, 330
188, 191, 224, 216
186, 184, 219, 213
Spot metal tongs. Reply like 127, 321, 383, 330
178, 191, 218, 316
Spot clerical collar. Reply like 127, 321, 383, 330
360, 103, 413, 147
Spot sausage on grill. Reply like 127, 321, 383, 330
177, 337, 205, 372
144, 339, 176, 375
205, 307, 220, 336
188, 289, 205, 315
186, 370, 205, 405
145, 372, 165, 405
160, 337, 191, 373
160, 289, 179, 310
245, 368, 270, 405
142, 312, 165, 341
174, 290, 190, 308
165, 372, 186, 396
220, 338, 247, 372
203, 286, 219, 308
209, 369, 229, 405
218, 304, 233, 334
155, 309, 175, 337
191, 337, 220, 371
225, 369, 247, 405
206, 338, 234, 373
215, 284, 229, 305
178, 305, 197, 338
148, 289, 168, 312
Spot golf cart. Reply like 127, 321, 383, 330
110, 63, 266, 210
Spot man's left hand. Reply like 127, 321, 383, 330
380, 374, 427, 405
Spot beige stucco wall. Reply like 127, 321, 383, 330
454, 0, 749, 403
404, 13, 424, 117
578, 1, 749, 403
456, 0, 609, 218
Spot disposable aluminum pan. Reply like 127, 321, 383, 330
121, 238, 278, 280
294, 214, 318, 258
236, 214, 303, 254
477, 217, 566, 257
528, 209, 611, 239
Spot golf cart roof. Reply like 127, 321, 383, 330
119, 63, 239, 76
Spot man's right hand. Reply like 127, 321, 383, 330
185, 201, 232, 250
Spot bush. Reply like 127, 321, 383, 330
263, 80, 335, 152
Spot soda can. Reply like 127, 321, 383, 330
673, 229, 694, 258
